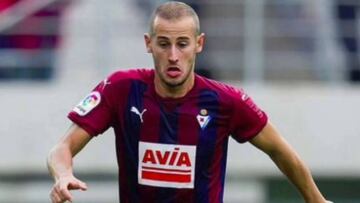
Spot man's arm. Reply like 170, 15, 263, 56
47, 124, 92, 203
249, 121, 327, 203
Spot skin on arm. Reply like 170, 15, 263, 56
249, 122, 327, 203
47, 124, 92, 203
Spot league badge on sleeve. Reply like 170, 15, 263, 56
73, 91, 101, 116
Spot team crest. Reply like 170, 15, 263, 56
196, 109, 211, 129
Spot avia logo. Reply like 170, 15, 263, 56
142, 147, 191, 167
138, 142, 196, 188
131, 106, 147, 123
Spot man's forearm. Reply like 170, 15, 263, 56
47, 144, 74, 181
270, 150, 326, 203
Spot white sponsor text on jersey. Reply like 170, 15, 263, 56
138, 141, 196, 188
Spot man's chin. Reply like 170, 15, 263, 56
164, 81, 184, 88
163, 78, 186, 88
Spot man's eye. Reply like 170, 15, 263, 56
158, 42, 169, 48
178, 42, 188, 48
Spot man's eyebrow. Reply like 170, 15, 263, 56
177, 37, 190, 40
156, 36, 190, 40
156, 36, 169, 40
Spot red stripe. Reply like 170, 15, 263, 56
173, 77, 201, 202
142, 166, 191, 173
142, 171, 191, 183
140, 76, 161, 143
177, 94, 201, 145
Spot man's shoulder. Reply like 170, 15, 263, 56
197, 75, 243, 98
107, 68, 154, 85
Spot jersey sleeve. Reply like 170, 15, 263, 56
229, 87, 268, 143
67, 77, 115, 137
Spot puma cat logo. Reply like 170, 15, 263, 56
131, 106, 147, 123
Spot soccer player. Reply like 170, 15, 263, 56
47, 1, 331, 203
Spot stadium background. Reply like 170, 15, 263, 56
0, 0, 359, 202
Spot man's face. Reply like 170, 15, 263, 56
145, 16, 204, 88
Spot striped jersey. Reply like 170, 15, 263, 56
68, 68, 267, 203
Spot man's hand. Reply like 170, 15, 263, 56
50, 175, 87, 203
47, 124, 92, 202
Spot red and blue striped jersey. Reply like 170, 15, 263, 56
68, 68, 267, 203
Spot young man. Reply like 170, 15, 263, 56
47, 1, 331, 203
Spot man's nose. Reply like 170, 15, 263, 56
168, 46, 179, 63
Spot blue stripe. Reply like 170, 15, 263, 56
156, 104, 180, 202
219, 138, 229, 202
158, 104, 179, 144
195, 89, 220, 203
123, 80, 148, 202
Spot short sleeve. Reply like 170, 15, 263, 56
229, 88, 268, 143
68, 78, 114, 136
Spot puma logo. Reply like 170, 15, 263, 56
131, 106, 147, 123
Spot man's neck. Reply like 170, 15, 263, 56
154, 75, 195, 99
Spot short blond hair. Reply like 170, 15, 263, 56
149, 1, 200, 36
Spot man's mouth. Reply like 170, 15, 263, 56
166, 67, 182, 78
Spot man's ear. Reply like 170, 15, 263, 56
144, 33, 152, 53
196, 33, 205, 53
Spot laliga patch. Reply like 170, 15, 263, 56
138, 141, 196, 188
73, 91, 101, 116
